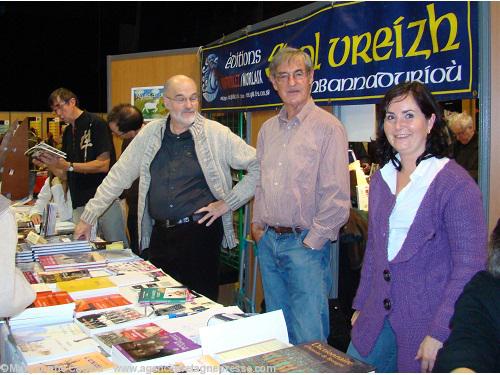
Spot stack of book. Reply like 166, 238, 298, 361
38, 251, 107, 271
16, 236, 92, 264
9, 291, 75, 329
10, 322, 100, 366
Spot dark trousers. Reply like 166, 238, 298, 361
128, 214, 139, 255
149, 218, 223, 301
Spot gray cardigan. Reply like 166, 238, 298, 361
80, 112, 259, 250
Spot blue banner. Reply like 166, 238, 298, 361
201, 1, 477, 111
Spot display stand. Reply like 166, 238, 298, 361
1, 118, 28, 200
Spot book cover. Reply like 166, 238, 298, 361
11, 323, 99, 365
32, 291, 74, 307
39, 251, 106, 270
138, 287, 187, 304
56, 276, 116, 293
39, 269, 91, 283
94, 322, 169, 354
75, 307, 148, 334
113, 331, 201, 364
75, 293, 133, 315
26, 351, 115, 373
221, 341, 376, 373
9, 292, 75, 328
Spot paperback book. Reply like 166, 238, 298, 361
221, 341, 376, 373
38, 269, 91, 283
11, 322, 99, 365
9, 291, 75, 328
111, 331, 202, 365
26, 351, 115, 373
25, 141, 67, 159
74, 293, 134, 317
75, 306, 150, 335
138, 287, 188, 304
39, 251, 107, 271
94, 322, 169, 354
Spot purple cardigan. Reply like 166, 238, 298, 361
351, 160, 487, 372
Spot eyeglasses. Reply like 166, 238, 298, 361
274, 70, 307, 83
51, 101, 68, 112
165, 95, 199, 104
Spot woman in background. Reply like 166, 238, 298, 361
348, 82, 487, 372
29, 172, 73, 225
0, 122, 36, 317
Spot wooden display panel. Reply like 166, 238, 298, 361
108, 49, 200, 110
1, 118, 29, 200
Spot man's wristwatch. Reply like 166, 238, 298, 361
68, 162, 74, 172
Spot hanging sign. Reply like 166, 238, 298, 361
201, 1, 477, 111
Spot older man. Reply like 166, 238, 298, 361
252, 47, 350, 344
74, 75, 258, 300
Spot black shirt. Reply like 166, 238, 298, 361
121, 138, 139, 213
148, 120, 215, 220
61, 111, 113, 208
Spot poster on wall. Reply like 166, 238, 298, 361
131, 86, 168, 121
201, 1, 478, 111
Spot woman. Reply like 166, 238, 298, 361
29, 172, 73, 225
347, 82, 487, 372
433, 218, 500, 372
0, 122, 36, 317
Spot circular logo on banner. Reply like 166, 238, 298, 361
202, 54, 220, 103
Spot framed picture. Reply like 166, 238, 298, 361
131, 86, 168, 122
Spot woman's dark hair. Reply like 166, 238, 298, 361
488, 218, 500, 278
375, 81, 453, 171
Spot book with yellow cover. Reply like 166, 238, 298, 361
56, 277, 118, 299
26, 351, 115, 373
57, 276, 116, 292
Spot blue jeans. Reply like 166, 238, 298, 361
347, 318, 398, 373
257, 227, 332, 345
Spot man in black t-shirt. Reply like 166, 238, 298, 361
34, 88, 128, 245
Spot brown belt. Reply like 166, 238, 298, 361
269, 226, 302, 234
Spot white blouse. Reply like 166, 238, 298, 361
380, 156, 449, 261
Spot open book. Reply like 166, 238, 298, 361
25, 141, 67, 159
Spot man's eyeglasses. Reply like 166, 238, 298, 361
165, 95, 199, 104
51, 101, 68, 112
274, 70, 307, 83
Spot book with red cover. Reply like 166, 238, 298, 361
33, 291, 74, 307
75, 293, 133, 316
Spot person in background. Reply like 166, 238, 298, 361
0, 122, 36, 317
73, 75, 258, 301
445, 110, 478, 182
29, 172, 73, 225
348, 82, 487, 372
348, 141, 371, 174
107, 104, 144, 255
35, 88, 128, 245
251, 47, 350, 345
45, 131, 55, 147
433, 218, 500, 373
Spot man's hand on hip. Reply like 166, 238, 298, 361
195, 200, 230, 226
251, 223, 265, 243
74, 220, 92, 240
